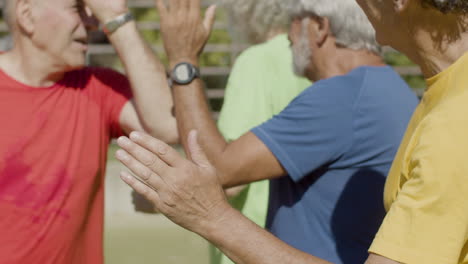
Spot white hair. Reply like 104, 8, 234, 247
288, 0, 381, 54
221, 0, 290, 43
292, 18, 312, 77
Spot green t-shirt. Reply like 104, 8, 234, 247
211, 34, 311, 264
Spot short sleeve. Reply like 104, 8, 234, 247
251, 83, 354, 182
369, 118, 468, 264
91, 68, 133, 138
218, 36, 310, 142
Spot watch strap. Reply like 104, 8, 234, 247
101, 12, 134, 35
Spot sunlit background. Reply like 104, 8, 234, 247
0, 0, 426, 263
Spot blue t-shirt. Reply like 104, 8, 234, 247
251, 66, 419, 264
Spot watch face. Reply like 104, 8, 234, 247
172, 62, 199, 85
175, 64, 192, 82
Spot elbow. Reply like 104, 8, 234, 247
141, 119, 180, 145
161, 131, 179, 145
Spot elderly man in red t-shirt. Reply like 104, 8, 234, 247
0, 0, 177, 263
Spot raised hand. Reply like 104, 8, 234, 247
155, 0, 217, 66
116, 130, 230, 234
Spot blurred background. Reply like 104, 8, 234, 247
0, 0, 426, 263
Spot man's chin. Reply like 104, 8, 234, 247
65, 59, 86, 72
293, 66, 306, 78
292, 62, 309, 79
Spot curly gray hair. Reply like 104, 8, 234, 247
221, 0, 290, 43
423, 0, 468, 13
287, 0, 381, 54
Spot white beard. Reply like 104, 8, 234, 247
292, 19, 312, 78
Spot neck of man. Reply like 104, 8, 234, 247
314, 48, 385, 81
397, 13, 468, 80
0, 40, 66, 87
407, 32, 468, 80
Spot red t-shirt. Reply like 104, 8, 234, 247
0, 67, 132, 263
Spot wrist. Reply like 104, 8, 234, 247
106, 20, 137, 42
101, 11, 133, 35
98, 9, 130, 24
169, 57, 200, 69
197, 202, 238, 240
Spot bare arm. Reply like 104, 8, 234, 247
84, 0, 178, 143
203, 206, 331, 264
115, 132, 401, 264
115, 131, 328, 264
156, 0, 285, 187
205, 208, 399, 264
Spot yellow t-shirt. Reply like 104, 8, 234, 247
369, 52, 468, 264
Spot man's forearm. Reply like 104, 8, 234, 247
170, 61, 286, 188
108, 21, 177, 142
171, 69, 228, 160
160, 0, 286, 187
199, 206, 332, 264
169, 57, 230, 167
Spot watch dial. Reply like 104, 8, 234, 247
176, 65, 191, 81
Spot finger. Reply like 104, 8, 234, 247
120, 171, 161, 206
129, 132, 183, 167
155, 0, 167, 17
189, 0, 201, 17
203, 5, 217, 34
115, 149, 165, 188
117, 136, 169, 174
187, 130, 211, 168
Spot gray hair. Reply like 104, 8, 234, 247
288, 0, 381, 54
423, 0, 468, 13
221, 0, 290, 43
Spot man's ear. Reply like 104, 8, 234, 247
16, 0, 35, 35
314, 16, 330, 47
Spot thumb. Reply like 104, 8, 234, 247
203, 5, 217, 34
187, 130, 210, 168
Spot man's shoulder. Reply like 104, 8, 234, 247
421, 95, 468, 140
322, 65, 398, 88
313, 66, 372, 91
299, 67, 370, 101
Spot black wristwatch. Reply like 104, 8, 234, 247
169, 62, 200, 85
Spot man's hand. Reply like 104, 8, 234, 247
116, 130, 230, 234
83, 0, 128, 23
156, 0, 216, 67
